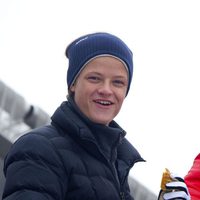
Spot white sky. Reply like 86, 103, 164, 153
1, 0, 200, 194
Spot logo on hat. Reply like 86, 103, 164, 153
75, 36, 88, 45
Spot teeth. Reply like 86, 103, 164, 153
97, 100, 111, 105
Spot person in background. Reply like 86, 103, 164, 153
158, 154, 200, 200
184, 153, 200, 200
158, 173, 190, 200
2, 32, 145, 200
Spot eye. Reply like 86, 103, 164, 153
113, 80, 126, 87
87, 76, 101, 83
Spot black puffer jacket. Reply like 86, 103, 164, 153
3, 99, 144, 200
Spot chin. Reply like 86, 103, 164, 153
89, 112, 114, 125
92, 117, 111, 125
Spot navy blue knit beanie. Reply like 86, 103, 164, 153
65, 32, 133, 95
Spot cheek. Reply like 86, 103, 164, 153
116, 89, 126, 102
73, 84, 91, 105
118, 98, 125, 109
70, 81, 83, 95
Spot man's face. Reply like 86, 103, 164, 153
70, 56, 128, 125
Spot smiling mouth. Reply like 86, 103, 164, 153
94, 100, 113, 106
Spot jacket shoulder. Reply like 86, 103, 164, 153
3, 125, 68, 200
118, 138, 145, 165
4, 125, 63, 169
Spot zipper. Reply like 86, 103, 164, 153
109, 159, 127, 200
120, 191, 125, 200
81, 133, 127, 199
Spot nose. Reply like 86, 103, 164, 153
97, 81, 113, 96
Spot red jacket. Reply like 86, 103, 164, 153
185, 154, 200, 200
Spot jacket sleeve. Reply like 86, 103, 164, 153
2, 132, 68, 200
184, 153, 200, 200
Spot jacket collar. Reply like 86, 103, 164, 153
51, 98, 144, 167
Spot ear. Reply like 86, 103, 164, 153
70, 84, 75, 92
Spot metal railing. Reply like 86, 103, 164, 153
0, 80, 50, 143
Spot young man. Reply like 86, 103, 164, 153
2, 32, 145, 200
